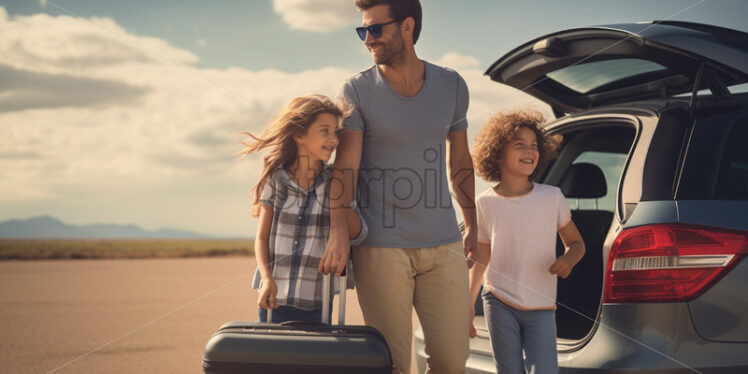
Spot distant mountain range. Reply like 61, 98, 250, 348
0, 215, 211, 239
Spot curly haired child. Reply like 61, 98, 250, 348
469, 109, 585, 374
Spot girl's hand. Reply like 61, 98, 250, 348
258, 278, 278, 310
548, 256, 574, 278
554, 221, 585, 279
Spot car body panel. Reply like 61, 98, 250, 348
688, 259, 748, 343
560, 303, 748, 373
620, 200, 678, 228
676, 200, 748, 233
677, 200, 748, 343
598, 22, 748, 76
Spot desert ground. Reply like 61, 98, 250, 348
0, 257, 420, 373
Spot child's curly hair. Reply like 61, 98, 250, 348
472, 109, 561, 182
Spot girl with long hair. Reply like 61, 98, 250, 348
241, 94, 366, 323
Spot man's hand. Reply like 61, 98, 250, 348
548, 256, 574, 278
258, 277, 278, 310
319, 228, 350, 275
321, 129, 361, 276
469, 305, 477, 338
463, 227, 477, 269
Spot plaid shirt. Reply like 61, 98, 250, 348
251, 164, 367, 310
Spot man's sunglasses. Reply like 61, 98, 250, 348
355, 19, 401, 41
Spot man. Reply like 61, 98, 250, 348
319, 1, 477, 373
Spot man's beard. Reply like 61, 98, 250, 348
370, 31, 405, 65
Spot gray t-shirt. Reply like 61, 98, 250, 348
337, 60, 468, 248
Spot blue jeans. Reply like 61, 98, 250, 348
258, 301, 333, 324
482, 290, 558, 374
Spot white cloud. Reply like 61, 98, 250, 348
0, 64, 147, 112
273, 0, 359, 32
0, 7, 354, 236
0, 11, 198, 76
0, 7, 550, 236
434, 52, 482, 70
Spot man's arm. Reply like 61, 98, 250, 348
347, 207, 362, 240
447, 130, 476, 267
468, 241, 490, 337
319, 130, 363, 275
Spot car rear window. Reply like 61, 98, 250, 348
546, 59, 667, 94
678, 110, 748, 201
715, 119, 748, 199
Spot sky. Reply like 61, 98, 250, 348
1, 0, 746, 238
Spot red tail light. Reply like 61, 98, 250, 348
604, 224, 748, 303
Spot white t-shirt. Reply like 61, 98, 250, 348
476, 183, 572, 310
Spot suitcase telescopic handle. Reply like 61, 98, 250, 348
267, 272, 346, 325
321, 273, 346, 325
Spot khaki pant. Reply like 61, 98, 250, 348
352, 241, 470, 374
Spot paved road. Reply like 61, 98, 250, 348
0, 257, 419, 373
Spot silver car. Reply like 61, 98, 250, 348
416, 21, 748, 373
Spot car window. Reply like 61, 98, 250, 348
568, 151, 628, 211
715, 119, 748, 200
728, 82, 748, 94
546, 59, 667, 94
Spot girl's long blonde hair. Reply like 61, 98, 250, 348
240, 94, 347, 217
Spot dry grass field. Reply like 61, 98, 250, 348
0, 239, 254, 260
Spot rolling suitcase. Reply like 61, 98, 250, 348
202, 274, 393, 374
